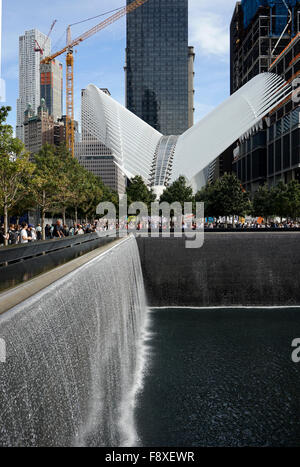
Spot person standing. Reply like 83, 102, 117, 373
0, 224, 8, 247
8, 224, 18, 245
36, 224, 42, 241
20, 222, 29, 244
53, 220, 65, 239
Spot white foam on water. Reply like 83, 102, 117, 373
0, 236, 149, 447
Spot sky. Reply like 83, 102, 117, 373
1, 0, 238, 131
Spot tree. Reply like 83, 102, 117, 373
54, 144, 81, 224
195, 183, 215, 217
252, 184, 273, 219
126, 175, 156, 209
286, 180, 300, 220
79, 171, 104, 223
159, 176, 193, 207
31, 145, 62, 240
195, 173, 250, 222
271, 181, 290, 221
0, 106, 34, 244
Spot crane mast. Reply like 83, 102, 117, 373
41, 0, 149, 157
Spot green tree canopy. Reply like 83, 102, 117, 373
0, 106, 34, 244
31, 144, 63, 239
195, 173, 250, 219
252, 184, 273, 218
159, 176, 193, 207
126, 175, 155, 209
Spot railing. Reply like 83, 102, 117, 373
0, 233, 115, 293
0, 233, 114, 267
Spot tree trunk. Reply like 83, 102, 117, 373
42, 191, 46, 241
4, 202, 8, 246
75, 207, 78, 226
62, 207, 66, 226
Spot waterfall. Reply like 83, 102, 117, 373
0, 236, 148, 447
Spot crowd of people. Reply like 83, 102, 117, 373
205, 220, 300, 230
1, 216, 300, 247
0, 220, 98, 247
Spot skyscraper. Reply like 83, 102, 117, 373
16, 29, 51, 142
125, 0, 193, 135
40, 59, 63, 122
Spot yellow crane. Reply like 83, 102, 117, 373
41, 0, 149, 157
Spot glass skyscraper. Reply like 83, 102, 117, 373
125, 0, 193, 136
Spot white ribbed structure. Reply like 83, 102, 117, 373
84, 85, 162, 182
173, 73, 292, 191
83, 73, 291, 192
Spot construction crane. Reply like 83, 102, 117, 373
41, 0, 149, 158
34, 20, 57, 56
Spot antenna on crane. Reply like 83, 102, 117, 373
34, 19, 57, 57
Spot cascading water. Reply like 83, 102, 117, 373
0, 236, 148, 447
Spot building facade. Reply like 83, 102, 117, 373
125, 0, 193, 135
17, 29, 51, 142
231, 0, 299, 94
40, 59, 63, 122
75, 89, 126, 193
24, 99, 65, 157
231, 1, 300, 193
234, 34, 300, 191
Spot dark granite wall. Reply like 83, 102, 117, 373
136, 233, 300, 307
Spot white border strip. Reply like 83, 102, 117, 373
151, 305, 300, 310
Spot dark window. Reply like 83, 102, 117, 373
292, 129, 300, 165
275, 139, 282, 172
283, 134, 290, 169
241, 157, 246, 183
252, 148, 266, 180
268, 143, 274, 175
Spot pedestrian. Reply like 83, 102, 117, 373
8, 224, 18, 245
53, 220, 65, 238
36, 224, 42, 241
62, 224, 69, 237
45, 224, 51, 239
28, 225, 37, 241
0, 224, 8, 247
75, 224, 84, 235
20, 222, 29, 244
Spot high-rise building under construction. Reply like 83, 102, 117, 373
230, 0, 300, 193
40, 59, 63, 122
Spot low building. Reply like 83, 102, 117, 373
24, 99, 66, 157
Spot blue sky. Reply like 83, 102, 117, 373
2, 0, 237, 131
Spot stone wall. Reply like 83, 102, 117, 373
136, 233, 300, 307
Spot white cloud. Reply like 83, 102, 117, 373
190, 12, 229, 57
189, 0, 236, 58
